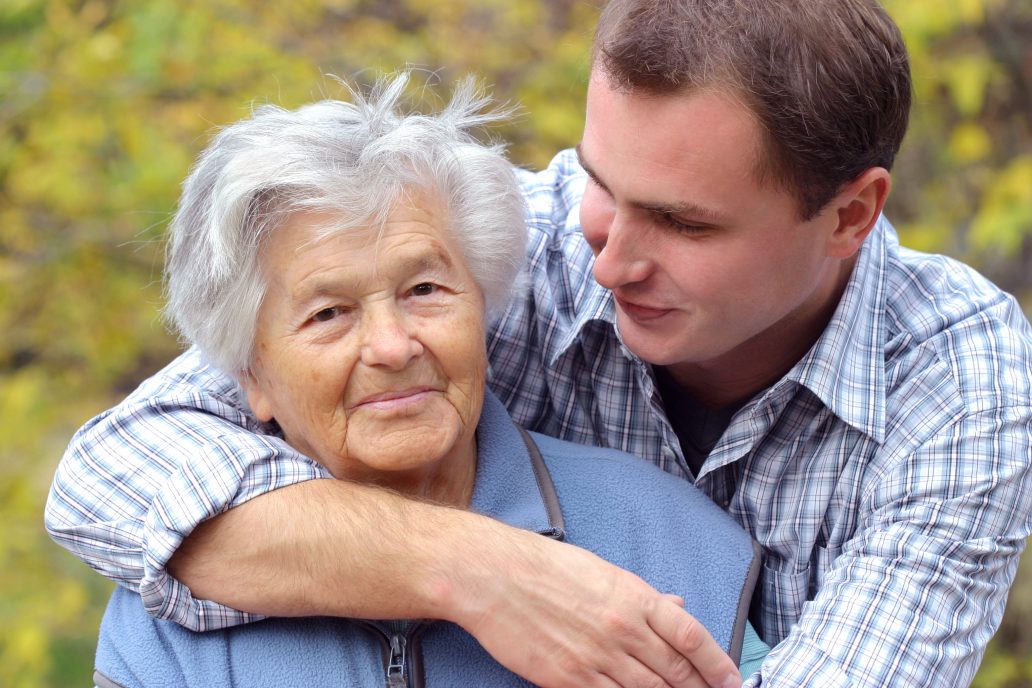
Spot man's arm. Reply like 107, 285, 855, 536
45, 353, 741, 688
44, 351, 331, 628
172, 479, 742, 688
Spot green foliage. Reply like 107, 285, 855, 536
883, 0, 1032, 310
2, 1, 1029, 686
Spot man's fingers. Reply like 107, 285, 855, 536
599, 592, 724, 688
625, 640, 705, 688
588, 604, 686, 688
647, 597, 741, 688
601, 656, 677, 688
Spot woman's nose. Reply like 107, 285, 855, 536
359, 309, 423, 369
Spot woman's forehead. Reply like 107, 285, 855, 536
259, 210, 463, 295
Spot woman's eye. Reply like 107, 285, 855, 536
411, 282, 436, 296
311, 306, 341, 322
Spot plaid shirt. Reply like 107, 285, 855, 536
47, 149, 1032, 686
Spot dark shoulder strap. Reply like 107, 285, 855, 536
730, 540, 763, 664
515, 425, 566, 539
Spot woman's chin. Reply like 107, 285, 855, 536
343, 422, 468, 474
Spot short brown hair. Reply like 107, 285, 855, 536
593, 0, 911, 219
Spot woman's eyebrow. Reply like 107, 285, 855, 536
396, 243, 455, 276
291, 244, 456, 303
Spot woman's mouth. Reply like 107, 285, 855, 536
352, 388, 437, 411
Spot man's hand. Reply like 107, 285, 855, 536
170, 479, 739, 687
438, 525, 741, 688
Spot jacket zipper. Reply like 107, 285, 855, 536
386, 632, 407, 687
354, 428, 559, 687
358, 620, 428, 688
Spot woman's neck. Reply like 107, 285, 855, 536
377, 437, 478, 508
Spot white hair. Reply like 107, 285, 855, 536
163, 73, 527, 375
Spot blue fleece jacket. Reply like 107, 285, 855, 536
95, 392, 764, 687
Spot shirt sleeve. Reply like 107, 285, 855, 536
744, 405, 1032, 687
44, 353, 332, 631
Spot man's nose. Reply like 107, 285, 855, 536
590, 212, 653, 289
359, 308, 423, 369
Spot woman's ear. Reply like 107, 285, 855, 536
239, 366, 275, 422
826, 167, 892, 259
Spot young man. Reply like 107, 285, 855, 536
47, 1, 1032, 686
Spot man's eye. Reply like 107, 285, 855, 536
411, 282, 436, 296
660, 213, 707, 235
311, 307, 342, 322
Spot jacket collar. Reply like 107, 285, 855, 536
472, 391, 565, 539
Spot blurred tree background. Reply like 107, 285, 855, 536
0, 0, 1029, 685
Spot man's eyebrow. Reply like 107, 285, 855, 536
638, 200, 730, 227
575, 144, 610, 193
575, 143, 729, 226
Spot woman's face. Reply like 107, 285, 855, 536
242, 196, 486, 502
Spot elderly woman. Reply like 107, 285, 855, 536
93, 75, 767, 688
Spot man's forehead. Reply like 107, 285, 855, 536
583, 77, 777, 203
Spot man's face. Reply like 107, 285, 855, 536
579, 71, 847, 395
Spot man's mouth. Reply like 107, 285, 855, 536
614, 295, 673, 322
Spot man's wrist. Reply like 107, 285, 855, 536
416, 509, 513, 624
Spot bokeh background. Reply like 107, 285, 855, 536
2, 0, 1030, 685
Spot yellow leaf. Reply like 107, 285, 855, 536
971, 156, 1032, 254
948, 122, 992, 163
1, 624, 47, 672
956, 0, 987, 23
944, 57, 995, 118
897, 221, 952, 253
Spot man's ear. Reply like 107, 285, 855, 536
239, 366, 275, 422
825, 167, 892, 259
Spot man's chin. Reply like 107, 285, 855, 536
615, 317, 693, 366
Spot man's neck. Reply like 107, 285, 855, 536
663, 359, 790, 409
654, 368, 746, 476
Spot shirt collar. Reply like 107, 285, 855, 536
779, 217, 891, 443
549, 247, 618, 366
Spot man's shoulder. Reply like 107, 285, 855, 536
78, 347, 264, 443
129, 347, 243, 401
873, 244, 1032, 449
489, 149, 610, 367
883, 245, 1032, 393
516, 148, 588, 248
885, 245, 1028, 335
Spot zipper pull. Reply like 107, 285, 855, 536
386, 633, 407, 687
